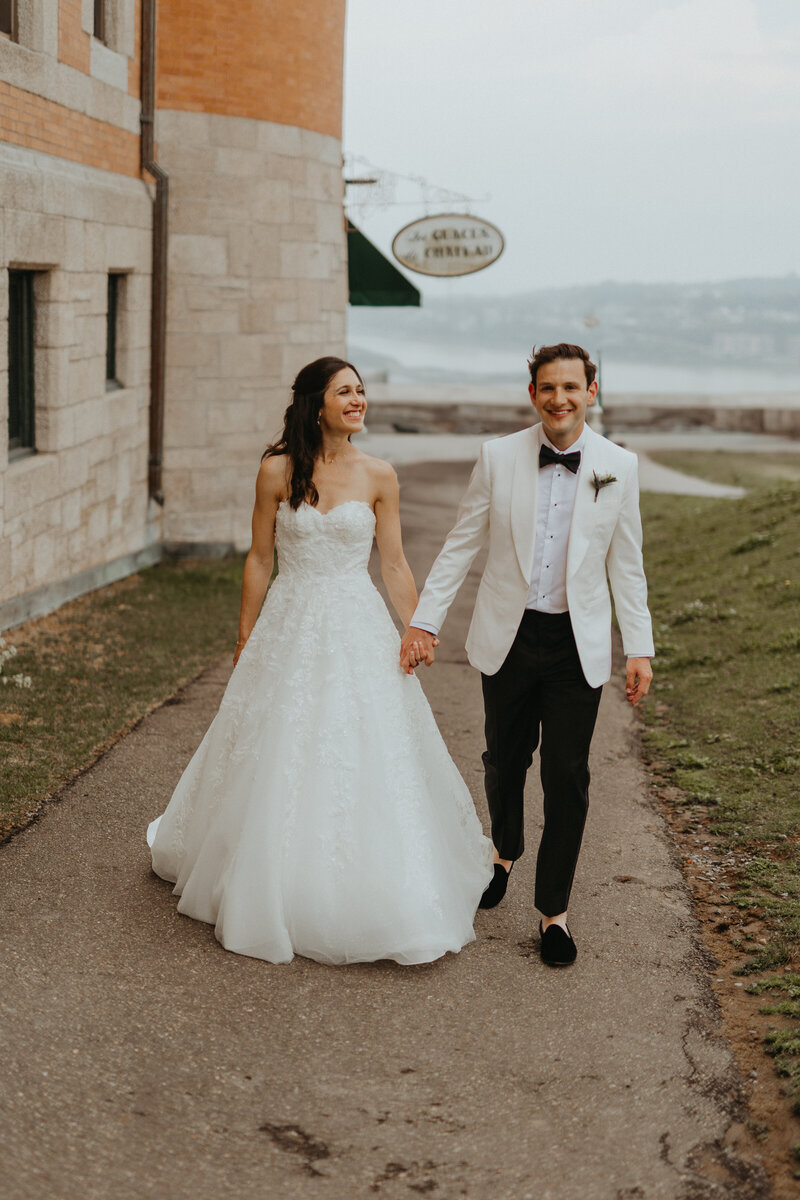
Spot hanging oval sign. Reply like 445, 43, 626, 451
392, 213, 505, 278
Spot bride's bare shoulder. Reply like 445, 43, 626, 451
357, 451, 396, 483
257, 452, 290, 500
359, 453, 396, 494
358, 454, 399, 507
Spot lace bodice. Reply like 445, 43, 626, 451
274, 500, 375, 584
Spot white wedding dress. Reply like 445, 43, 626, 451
147, 499, 493, 965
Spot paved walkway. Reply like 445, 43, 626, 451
0, 463, 770, 1200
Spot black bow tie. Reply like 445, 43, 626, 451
539, 444, 581, 474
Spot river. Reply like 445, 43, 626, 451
347, 333, 799, 396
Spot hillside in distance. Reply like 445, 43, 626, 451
349, 275, 800, 370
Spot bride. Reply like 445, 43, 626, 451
147, 356, 493, 965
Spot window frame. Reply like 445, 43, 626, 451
105, 272, 122, 389
104, 271, 132, 391
0, 0, 18, 41
93, 0, 106, 43
8, 269, 37, 462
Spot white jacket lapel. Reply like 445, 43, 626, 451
510, 425, 541, 583
566, 425, 602, 578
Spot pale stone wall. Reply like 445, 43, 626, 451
1, 3, 350, 626
158, 110, 348, 551
0, 144, 155, 615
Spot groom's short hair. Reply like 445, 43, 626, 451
528, 343, 597, 390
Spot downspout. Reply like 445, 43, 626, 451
140, 0, 167, 506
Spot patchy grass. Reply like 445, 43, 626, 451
639, 461, 800, 1129
641, 481, 799, 850
0, 555, 245, 840
648, 449, 800, 490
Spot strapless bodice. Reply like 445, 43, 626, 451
274, 500, 375, 584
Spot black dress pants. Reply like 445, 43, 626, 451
481, 610, 602, 917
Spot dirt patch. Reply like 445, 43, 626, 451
258, 1122, 331, 1177
650, 771, 800, 1197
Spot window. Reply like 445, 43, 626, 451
8, 270, 36, 460
0, 0, 17, 40
93, 0, 105, 42
106, 274, 119, 387
105, 273, 127, 389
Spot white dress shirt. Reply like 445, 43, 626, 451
527, 429, 585, 613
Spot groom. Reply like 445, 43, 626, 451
400, 343, 654, 967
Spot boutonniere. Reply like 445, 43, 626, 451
591, 471, 617, 502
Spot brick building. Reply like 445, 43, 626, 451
0, 0, 348, 628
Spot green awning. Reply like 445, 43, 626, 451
347, 220, 421, 307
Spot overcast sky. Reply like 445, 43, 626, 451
343, 0, 800, 298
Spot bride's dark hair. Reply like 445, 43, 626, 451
262, 356, 365, 510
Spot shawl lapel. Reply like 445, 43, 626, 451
566, 424, 602, 579
509, 425, 542, 583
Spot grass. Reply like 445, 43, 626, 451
745, 973, 800, 1116
0, 554, 245, 840
640, 450, 800, 1113
641, 478, 799, 851
647, 449, 800, 491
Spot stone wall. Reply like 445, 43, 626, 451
158, 111, 348, 551
359, 384, 800, 439
1, 0, 350, 626
0, 144, 155, 622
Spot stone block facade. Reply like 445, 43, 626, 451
1, 0, 349, 627
0, 145, 155, 618
159, 111, 347, 551
1, 0, 157, 628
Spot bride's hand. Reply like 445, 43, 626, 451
400, 628, 439, 674
233, 638, 247, 666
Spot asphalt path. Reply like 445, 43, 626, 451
0, 462, 770, 1200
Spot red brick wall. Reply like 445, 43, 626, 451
58, 0, 91, 73
0, 81, 140, 175
156, 0, 346, 137
129, 0, 141, 98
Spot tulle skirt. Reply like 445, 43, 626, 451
147, 567, 493, 965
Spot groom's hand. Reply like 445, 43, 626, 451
625, 657, 653, 706
400, 627, 439, 674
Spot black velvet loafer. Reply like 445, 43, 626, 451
539, 920, 577, 967
478, 862, 512, 910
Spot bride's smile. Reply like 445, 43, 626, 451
319, 368, 367, 438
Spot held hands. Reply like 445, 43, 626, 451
400, 627, 439, 675
625, 657, 653, 706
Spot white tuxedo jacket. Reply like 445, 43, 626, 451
411, 423, 654, 688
